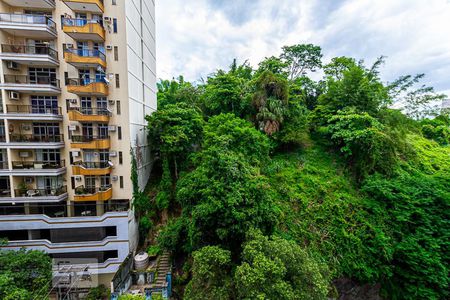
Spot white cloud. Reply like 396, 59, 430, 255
156, 0, 450, 94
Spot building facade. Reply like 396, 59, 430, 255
0, 0, 156, 285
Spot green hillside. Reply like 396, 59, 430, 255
136, 45, 449, 299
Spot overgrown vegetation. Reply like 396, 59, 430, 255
142, 44, 449, 299
0, 246, 52, 300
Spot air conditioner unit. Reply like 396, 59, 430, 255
72, 151, 80, 157
109, 151, 117, 157
104, 17, 112, 22
108, 99, 115, 105
69, 98, 77, 104
6, 61, 19, 70
106, 45, 113, 50
108, 125, 116, 132
111, 175, 118, 181
9, 91, 20, 100
69, 125, 78, 131
75, 176, 82, 181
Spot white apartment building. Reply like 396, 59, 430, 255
0, 0, 156, 285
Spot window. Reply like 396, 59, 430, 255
119, 151, 123, 164
28, 68, 57, 86
119, 176, 123, 188
112, 0, 117, 5
113, 18, 117, 33
115, 74, 120, 88
98, 124, 109, 139
31, 96, 58, 114
118, 126, 122, 140
116, 100, 121, 115
71, 177, 75, 190
114, 46, 118, 61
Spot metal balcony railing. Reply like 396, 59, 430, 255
14, 186, 67, 197
4, 75, 60, 87
9, 134, 63, 143
75, 185, 112, 195
12, 160, 65, 169
0, 200, 129, 218
0, 13, 56, 31
6, 105, 62, 115
64, 47, 105, 61
1, 44, 58, 59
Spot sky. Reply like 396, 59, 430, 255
155, 0, 450, 96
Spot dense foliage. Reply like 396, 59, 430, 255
144, 44, 449, 299
0, 248, 52, 299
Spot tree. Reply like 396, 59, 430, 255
175, 114, 277, 252
203, 71, 251, 117
280, 44, 323, 80
146, 103, 204, 177
323, 56, 358, 80
0, 248, 52, 299
326, 108, 397, 177
235, 229, 330, 300
252, 71, 289, 135
257, 56, 289, 77
184, 246, 233, 300
157, 76, 201, 109
387, 74, 447, 119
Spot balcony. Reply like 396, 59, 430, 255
2, 0, 56, 10
72, 161, 112, 176
0, 44, 58, 67
64, 47, 106, 68
5, 160, 66, 176
1, 134, 64, 149
0, 201, 129, 218
71, 135, 110, 150
67, 78, 108, 96
68, 107, 110, 123
1, 75, 61, 94
62, 0, 104, 14
0, 105, 62, 121
74, 185, 112, 202
0, 13, 56, 38
1, 186, 68, 203
62, 18, 105, 41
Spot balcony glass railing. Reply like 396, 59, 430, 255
14, 186, 67, 197
68, 107, 110, 116
0, 13, 56, 31
66, 77, 106, 86
1, 44, 58, 59
64, 47, 105, 61
4, 75, 60, 87
62, 17, 102, 27
0, 136, 5, 142
0, 162, 8, 169
12, 160, 65, 169
9, 134, 63, 143
73, 161, 110, 169
71, 135, 109, 143
6, 105, 62, 115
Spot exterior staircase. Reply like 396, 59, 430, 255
153, 251, 171, 287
